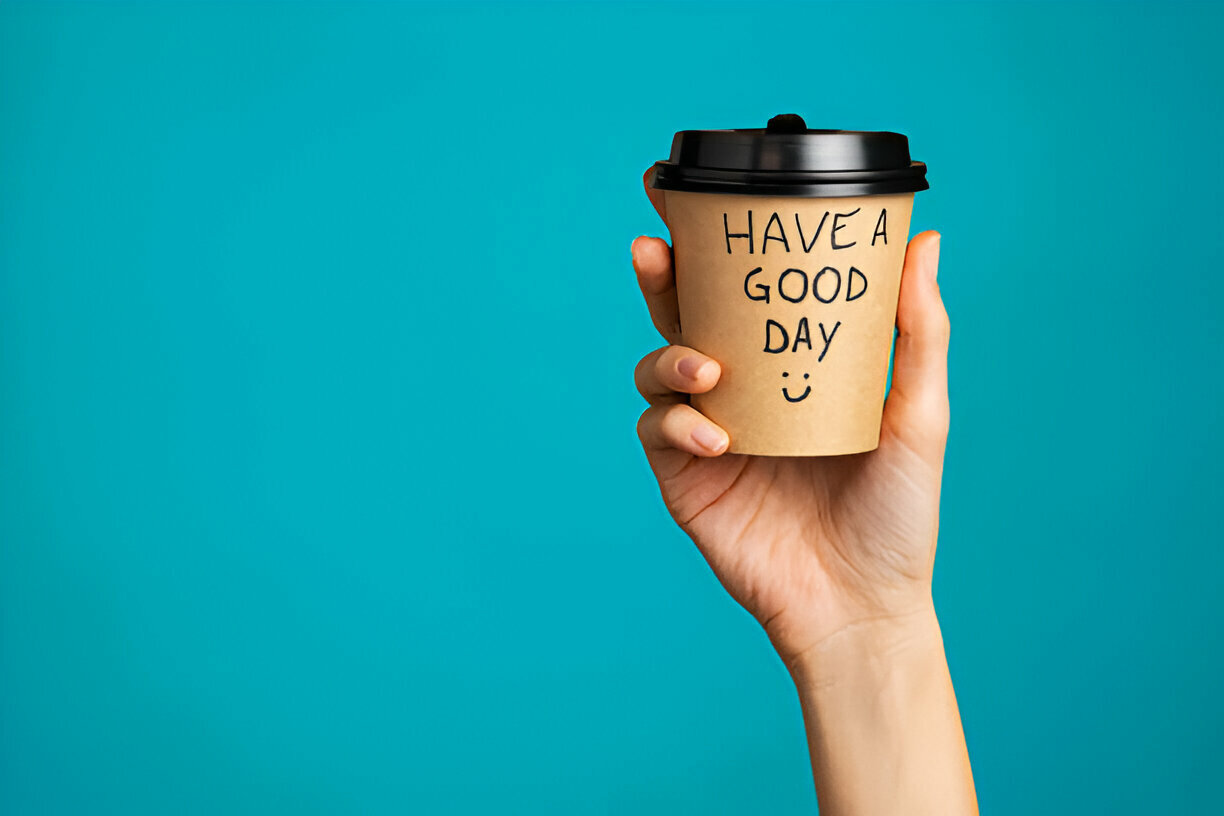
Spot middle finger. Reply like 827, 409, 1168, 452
635, 345, 722, 405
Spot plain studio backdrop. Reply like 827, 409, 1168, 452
2, 2, 1221, 814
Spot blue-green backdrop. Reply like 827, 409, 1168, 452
2, 1, 1222, 813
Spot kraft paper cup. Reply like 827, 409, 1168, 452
650, 114, 928, 456
663, 190, 914, 455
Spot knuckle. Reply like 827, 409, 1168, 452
634, 346, 667, 396
636, 406, 658, 440
658, 402, 692, 439
654, 345, 680, 380
633, 355, 652, 394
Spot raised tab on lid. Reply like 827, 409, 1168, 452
766, 113, 808, 133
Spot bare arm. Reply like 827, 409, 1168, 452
632, 167, 976, 813
788, 610, 976, 816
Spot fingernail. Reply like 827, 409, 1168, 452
631, 237, 643, 268
691, 423, 728, 453
677, 355, 713, 381
931, 233, 941, 281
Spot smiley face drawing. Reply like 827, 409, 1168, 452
781, 371, 811, 403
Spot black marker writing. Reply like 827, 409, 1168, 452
722, 208, 874, 253
763, 213, 790, 253
724, 212, 753, 254
795, 212, 829, 252
813, 266, 841, 303
872, 209, 888, 246
831, 208, 861, 250
741, 265, 870, 304
791, 317, 812, 352
847, 267, 868, 301
763, 319, 841, 359
818, 321, 841, 362
778, 268, 807, 303
743, 267, 768, 302
764, 319, 788, 353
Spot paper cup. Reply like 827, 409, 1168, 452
650, 115, 928, 456
664, 191, 913, 455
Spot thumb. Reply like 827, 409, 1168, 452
883, 231, 950, 455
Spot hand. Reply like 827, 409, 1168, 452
632, 169, 951, 668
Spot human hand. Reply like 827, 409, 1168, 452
632, 169, 951, 669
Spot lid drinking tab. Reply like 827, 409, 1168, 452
766, 113, 809, 133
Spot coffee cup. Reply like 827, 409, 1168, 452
650, 114, 929, 456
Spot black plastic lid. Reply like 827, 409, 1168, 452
650, 113, 928, 197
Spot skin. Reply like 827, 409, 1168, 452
632, 168, 978, 815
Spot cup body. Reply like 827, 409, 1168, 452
664, 190, 914, 456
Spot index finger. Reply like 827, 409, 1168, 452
631, 236, 681, 344
643, 165, 667, 223
634, 165, 680, 343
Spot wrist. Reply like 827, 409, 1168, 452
783, 603, 944, 694
785, 605, 977, 816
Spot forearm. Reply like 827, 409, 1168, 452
787, 607, 977, 816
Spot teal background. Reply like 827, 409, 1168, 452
2, 1, 1222, 813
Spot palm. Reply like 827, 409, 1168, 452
647, 415, 942, 660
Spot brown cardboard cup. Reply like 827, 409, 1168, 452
663, 191, 914, 456
650, 116, 928, 456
